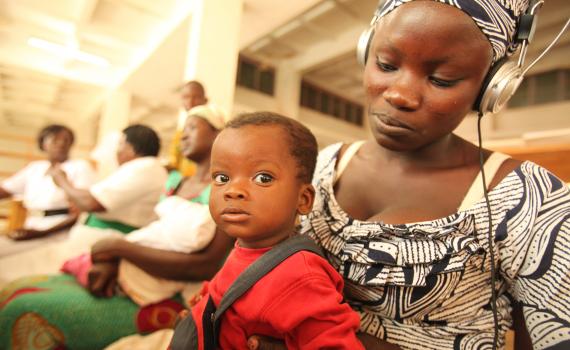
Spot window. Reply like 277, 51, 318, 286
300, 81, 364, 126
534, 70, 559, 104
508, 69, 570, 109
236, 56, 275, 96
562, 69, 570, 100
508, 78, 529, 108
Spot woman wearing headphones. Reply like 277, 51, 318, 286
250, 1, 570, 349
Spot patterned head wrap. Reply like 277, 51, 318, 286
376, 0, 530, 63
187, 104, 227, 130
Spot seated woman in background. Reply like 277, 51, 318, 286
0, 124, 168, 285
0, 124, 95, 246
0, 105, 235, 350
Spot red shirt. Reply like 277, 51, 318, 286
191, 243, 364, 350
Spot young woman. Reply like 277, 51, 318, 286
252, 1, 570, 349
0, 124, 95, 243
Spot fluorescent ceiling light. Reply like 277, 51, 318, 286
27, 37, 110, 68
249, 37, 272, 52
303, 0, 335, 22
272, 19, 302, 38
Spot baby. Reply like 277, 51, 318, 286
171, 112, 363, 349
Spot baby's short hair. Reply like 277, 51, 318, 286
225, 112, 318, 184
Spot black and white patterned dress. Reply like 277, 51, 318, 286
300, 143, 570, 350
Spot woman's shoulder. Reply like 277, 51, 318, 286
119, 157, 167, 181
26, 159, 50, 169
488, 156, 523, 190
516, 160, 569, 192
314, 142, 364, 181
318, 142, 344, 160
63, 159, 95, 171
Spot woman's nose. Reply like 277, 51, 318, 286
383, 74, 421, 111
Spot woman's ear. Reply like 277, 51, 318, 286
297, 184, 315, 215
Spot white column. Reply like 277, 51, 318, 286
93, 89, 131, 178
275, 62, 302, 119
184, 0, 243, 114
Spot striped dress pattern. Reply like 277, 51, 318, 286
300, 143, 570, 350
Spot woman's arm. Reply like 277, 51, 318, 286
505, 167, 570, 349
512, 301, 532, 350
49, 165, 105, 212
91, 228, 234, 281
8, 213, 78, 240
357, 333, 401, 350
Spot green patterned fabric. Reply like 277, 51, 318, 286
162, 170, 211, 205
0, 172, 213, 350
0, 274, 184, 350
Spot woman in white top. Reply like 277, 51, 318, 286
49, 124, 167, 233
0, 124, 168, 286
0, 124, 95, 240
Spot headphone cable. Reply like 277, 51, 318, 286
477, 112, 499, 350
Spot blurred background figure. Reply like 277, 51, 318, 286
167, 81, 208, 177
0, 124, 95, 254
89, 130, 122, 180
0, 124, 167, 286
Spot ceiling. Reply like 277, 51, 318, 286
0, 0, 198, 130
0, 0, 324, 132
242, 0, 377, 103
1, 0, 568, 134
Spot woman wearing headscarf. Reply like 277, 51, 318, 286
249, 1, 570, 349
0, 105, 234, 349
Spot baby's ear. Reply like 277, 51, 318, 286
297, 184, 315, 215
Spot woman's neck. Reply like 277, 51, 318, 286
192, 155, 212, 183
49, 156, 68, 165
375, 134, 478, 171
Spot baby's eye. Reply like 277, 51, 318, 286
213, 174, 229, 184
253, 173, 274, 184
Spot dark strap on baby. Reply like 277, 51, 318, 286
206, 234, 324, 349
171, 235, 323, 350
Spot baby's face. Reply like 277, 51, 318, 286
209, 125, 311, 248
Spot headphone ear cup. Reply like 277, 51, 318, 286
474, 58, 523, 114
357, 26, 375, 66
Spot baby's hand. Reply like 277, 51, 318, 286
187, 292, 203, 307
174, 309, 190, 328
247, 336, 286, 350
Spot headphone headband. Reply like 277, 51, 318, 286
356, 0, 545, 115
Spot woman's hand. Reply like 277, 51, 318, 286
357, 332, 401, 350
246, 336, 286, 350
87, 261, 119, 297
246, 332, 401, 350
47, 164, 68, 187
91, 237, 124, 263
8, 228, 48, 240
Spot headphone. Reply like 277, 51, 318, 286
356, 0, 547, 115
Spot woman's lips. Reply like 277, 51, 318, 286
372, 112, 414, 136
